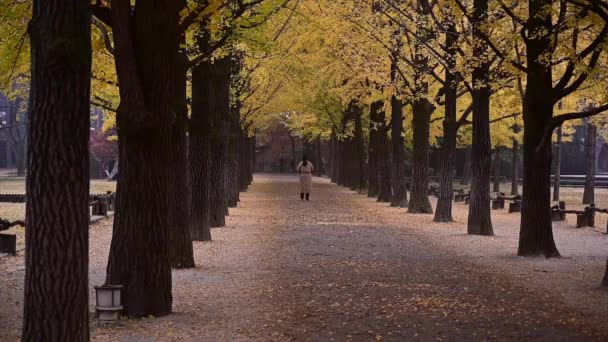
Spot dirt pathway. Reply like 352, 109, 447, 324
1, 174, 606, 341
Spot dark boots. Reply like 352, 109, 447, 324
305, 193, 310, 201
300, 193, 310, 201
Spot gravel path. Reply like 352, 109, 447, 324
1, 174, 607, 341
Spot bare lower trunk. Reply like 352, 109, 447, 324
203, 58, 231, 227
367, 101, 382, 197
408, 98, 433, 214
391, 96, 408, 207
552, 126, 562, 201
518, 0, 559, 257
583, 123, 596, 205
354, 105, 366, 192
105, 0, 180, 316
168, 52, 195, 268
23, 4, 91, 339
467, 0, 493, 235
434, 26, 458, 222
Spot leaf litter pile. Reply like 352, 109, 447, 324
1, 174, 607, 341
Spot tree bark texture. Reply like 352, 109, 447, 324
227, 99, 241, 208
106, 0, 181, 316
201, 58, 231, 227
583, 123, 596, 205
367, 101, 381, 198
434, 24, 458, 223
23, 2, 91, 339
390, 96, 408, 207
353, 105, 367, 192
467, 0, 493, 235
167, 48, 195, 269
408, 98, 434, 214
189, 64, 212, 241
518, 0, 560, 257
376, 104, 393, 203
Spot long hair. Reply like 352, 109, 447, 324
302, 155, 308, 166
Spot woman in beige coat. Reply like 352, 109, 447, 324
296, 155, 315, 200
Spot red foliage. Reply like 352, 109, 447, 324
90, 131, 118, 162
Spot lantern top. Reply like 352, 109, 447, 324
95, 285, 123, 290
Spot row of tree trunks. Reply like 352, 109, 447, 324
332, 105, 366, 191
203, 58, 231, 227
434, 20, 458, 223
467, 0, 493, 236
190, 63, 213, 242
105, 0, 181, 317
23, 1, 92, 339
375, 104, 393, 203
168, 47, 195, 268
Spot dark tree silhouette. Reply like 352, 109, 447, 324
23, 1, 91, 339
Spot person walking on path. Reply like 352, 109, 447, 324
297, 155, 315, 201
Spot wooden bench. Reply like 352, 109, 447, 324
0, 218, 25, 255
550, 202, 607, 228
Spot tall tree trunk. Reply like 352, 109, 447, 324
190, 64, 212, 241
239, 129, 250, 191
368, 101, 382, 197
552, 125, 562, 201
330, 131, 338, 183
434, 22, 458, 222
249, 135, 255, 183
353, 105, 366, 192
583, 123, 596, 204
168, 50, 195, 268
227, 81, 241, 208
511, 138, 520, 196
202, 58, 231, 227
376, 104, 392, 203
23, 2, 91, 339
408, 0, 434, 214
315, 137, 324, 175
105, 1, 182, 316
518, 0, 559, 257
493, 148, 501, 193
467, 0, 493, 235
391, 96, 408, 207
408, 98, 434, 214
